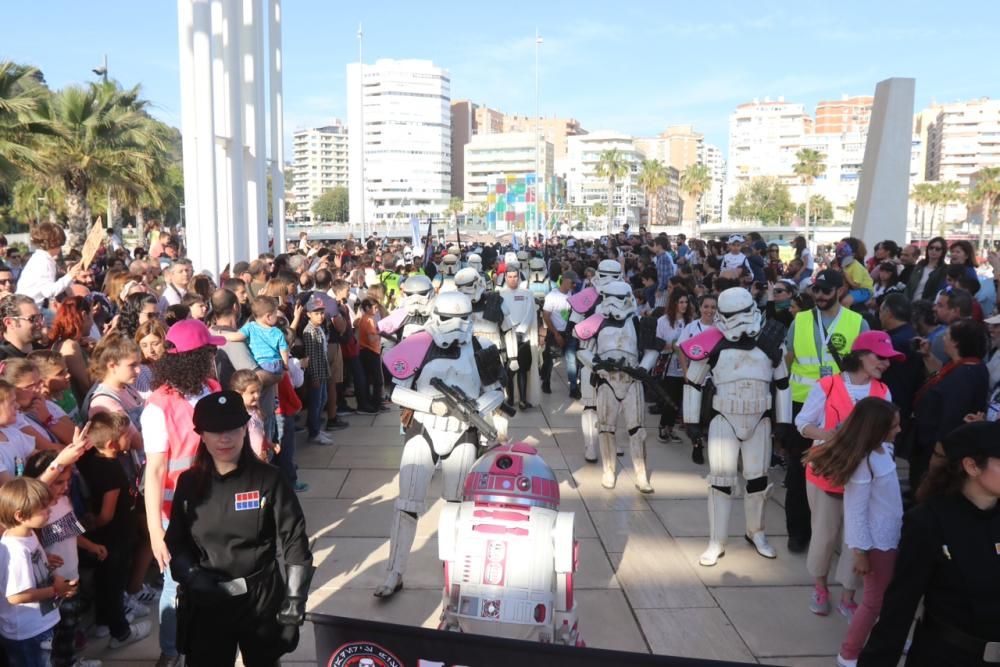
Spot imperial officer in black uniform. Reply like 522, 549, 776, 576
860, 421, 1000, 666
165, 391, 313, 667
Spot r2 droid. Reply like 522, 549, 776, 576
680, 287, 792, 566
438, 442, 582, 646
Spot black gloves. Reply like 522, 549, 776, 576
277, 564, 315, 626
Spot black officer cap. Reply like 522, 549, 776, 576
193, 391, 251, 434
942, 421, 1000, 462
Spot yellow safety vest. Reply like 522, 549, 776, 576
789, 308, 863, 403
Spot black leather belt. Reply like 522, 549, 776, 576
922, 613, 1000, 663
216, 561, 275, 597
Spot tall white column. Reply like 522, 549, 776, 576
241, 0, 267, 259
190, 0, 220, 278
268, 0, 285, 253
222, 0, 247, 270
210, 0, 233, 274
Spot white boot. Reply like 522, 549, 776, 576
743, 484, 776, 559
582, 409, 599, 463
629, 429, 653, 494
374, 510, 417, 597
699, 487, 733, 566
599, 433, 617, 489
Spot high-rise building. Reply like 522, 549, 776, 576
347, 59, 451, 225
290, 122, 349, 221
636, 125, 706, 223
702, 143, 726, 224
926, 98, 1000, 184
502, 115, 586, 163
463, 132, 554, 205
450, 100, 505, 199
565, 131, 647, 228
815, 95, 874, 134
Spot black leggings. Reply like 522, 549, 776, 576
360, 348, 384, 405
658, 376, 684, 429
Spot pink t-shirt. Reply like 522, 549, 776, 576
247, 410, 267, 460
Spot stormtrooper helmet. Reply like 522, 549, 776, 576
593, 259, 624, 289
528, 257, 547, 282
716, 287, 762, 342
441, 253, 460, 276
516, 250, 530, 264
466, 253, 483, 273
596, 280, 636, 320
454, 267, 484, 302
426, 292, 473, 348
401, 274, 434, 315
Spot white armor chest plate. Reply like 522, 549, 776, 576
596, 319, 639, 365
501, 289, 535, 333
711, 347, 774, 417
471, 312, 502, 345
415, 343, 482, 399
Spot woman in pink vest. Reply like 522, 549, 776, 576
794, 331, 903, 620
140, 320, 224, 667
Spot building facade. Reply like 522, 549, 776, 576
450, 100, 505, 199
347, 59, 451, 225
814, 95, 874, 134
463, 132, 554, 204
565, 131, 646, 229
290, 122, 349, 220
702, 143, 726, 224
503, 115, 586, 163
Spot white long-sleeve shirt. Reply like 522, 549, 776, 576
15, 249, 73, 306
843, 445, 903, 551
795, 374, 892, 437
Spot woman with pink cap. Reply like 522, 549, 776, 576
793, 331, 904, 621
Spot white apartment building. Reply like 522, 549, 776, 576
291, 122, 349, 221
703, 143, 726, 224
565, 131, 646, 229
463, 132, 554, 205
347, 59, 451, 224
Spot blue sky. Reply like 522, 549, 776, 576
3, 1, 998, 154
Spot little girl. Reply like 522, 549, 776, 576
804, 397, 903, 667
28, 351, 79, 424
229, 369, 276, 462
133, 319, 167, 398
1, 359, 72, 450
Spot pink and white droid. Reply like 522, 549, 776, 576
437, 442, 582, 646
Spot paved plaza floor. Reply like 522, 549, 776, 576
89, 370, 857, 666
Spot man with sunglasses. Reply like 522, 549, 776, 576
0, 265, 14, 299
785, 269, 868, 553
0, 294, 44, 361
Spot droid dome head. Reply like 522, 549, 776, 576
401, 274, 434, 314
454, 267, 484, 302
596, 280, 636, 320
426, 291, 473, 348
594, 259, 624, 290
716, 287, 762, 342
528, 257, 547, 282
441, 253, 460, 276
466, 253, 483, 272
462, 442, 560, 510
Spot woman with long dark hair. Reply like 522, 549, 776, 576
949, 240, 979, 281
655, 288, 692, 443
793, 235, 815, 280
165, 391, 312, 666
905, 236, 947, 300
118, 292, 159, 341
859, 420, 1000, 666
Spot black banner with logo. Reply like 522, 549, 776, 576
307, 613, 773, 667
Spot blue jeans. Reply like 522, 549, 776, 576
541, 331, 579, 392
276, 413, 299, 485
159, 520, 178, 657
1, 629, 52, 667
307, 382, 329, 438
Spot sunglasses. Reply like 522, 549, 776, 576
811, 285, 836, 295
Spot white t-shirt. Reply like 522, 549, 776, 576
721, 252, 750, 274
655, 316, 687, 377
800, 248, 815, 271
0, 427, 36, 476
542, 288, 572, 333
0, 532, 60, 640
139, 385, 213, 455
37, 496, 82, 580
843, 445, 903, 551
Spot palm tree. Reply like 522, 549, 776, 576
680, 163, 711, 234
0, 61, 47, 194
637, 159, 667, 228
33, 81, 164, 249
971, 167, 1000, 249
595, 149, 628, 233
911, 182, 935, 240
793, 148, 826, 245
935, 180, 963, 238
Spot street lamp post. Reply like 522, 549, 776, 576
534, 29, 542, 239
92, 54, 112, 231
357, 24, 367, 242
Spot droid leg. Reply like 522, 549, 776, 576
701, 416, 739, 567
742, 419, 776, 559
375, 432, 434, 598
624, 381, 652, 494
596, 383, 618, 489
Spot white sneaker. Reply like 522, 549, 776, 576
89, 624, 111, 639
108, 620, 152, 649
129, 583, 160, 604
309, 432, 334, 446
836, 654, 857, 667
123, 596, 150, 618
73, 659, 103, 667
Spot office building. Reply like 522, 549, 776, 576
463, 132, 554, 205
926, 98, 1000, 222
565, 131, 647, 228
450, 100, 505, 199
503, 115, 586, 162
290, 122, 349, 220
702, 143, 726, 224
814, 95, 873, 134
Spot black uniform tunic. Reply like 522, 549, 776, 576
859, 494, 1000, 666
166, 447, 312, 667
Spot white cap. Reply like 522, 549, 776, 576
728, 234, 745, 244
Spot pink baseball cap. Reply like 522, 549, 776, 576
851, 331, 904, 362
165, 319, 226, 354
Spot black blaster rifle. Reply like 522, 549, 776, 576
430, 377, 515, 444
593, 356, 679, 411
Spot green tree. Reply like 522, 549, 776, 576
911, 182, 935, 240
793, 148, 826, 241
970, 167, 1000, 248
312, 186, 348, 221
934, 180, 963, 237
595, 149, 628, 231
637, 159, 667, 227
591, 201, 607, 226
446, 196, 463, 226
680, 162, 711, 230
0, 61, 47, 195
728, 177, 795, 225
796, 194, 833, 223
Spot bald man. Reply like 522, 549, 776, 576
899, 244, 920, 286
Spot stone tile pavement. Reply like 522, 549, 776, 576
87, 369, 856, 666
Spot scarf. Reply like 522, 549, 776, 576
914, 356, 981, 408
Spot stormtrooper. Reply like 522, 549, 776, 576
438, 442, 582, 645
499, 262, 541, 410
679, 287, 791, 566
434, 253, 461, 292
569, 259, 626, 462
527, 257, 553, 306
466, 253, 490, 290
575, 281, 660, 493
376, 292, 508, 597
377, 274, 435, 349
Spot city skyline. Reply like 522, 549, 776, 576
2, 1, 998, 155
